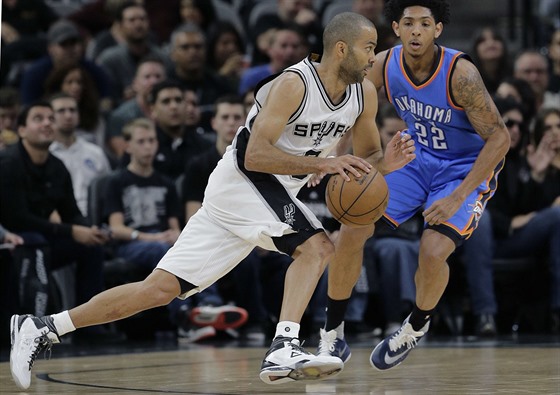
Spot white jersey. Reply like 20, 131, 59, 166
157, 56, 365, 295
242, 56, 365, 192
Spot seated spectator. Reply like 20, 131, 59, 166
514, 49, 560, 112
178, 0, 218, 35
20, 19, 112, 109
0, 224, 24, 247
87, 0, 143, 61
488, 101, 560, 333
44, 65, 106, 146
248, 0, 322, 66
0, 87, 20, 150
0, 0, 57, 85
206, 22, 248, 93
69, 0, 181, 45
238, 27, 307, 96
495, 77, 537, 125
168, 23, 236, 128
0, 101, 109, 318
105, 118, 182, 269
136, 80, 212, 180
469, 27, 513, 95
97, 2, 170, 103
48, 93, 111, 217
546, 29, 560, 93
106, 55, 167, 159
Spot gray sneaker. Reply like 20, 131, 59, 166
10, 314, 60, 389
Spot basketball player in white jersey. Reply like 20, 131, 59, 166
9, 12, 415, 389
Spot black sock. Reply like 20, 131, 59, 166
409, 305, 434, 331
325, 297, 350, 331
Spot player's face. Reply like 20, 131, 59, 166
18, 106, 55, 150
393, 6, 442, 57
340, 26, 377, 84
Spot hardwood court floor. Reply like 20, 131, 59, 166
1, 335, 559, 394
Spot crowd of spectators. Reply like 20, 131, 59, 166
0, 0, 558, 344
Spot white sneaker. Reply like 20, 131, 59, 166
317, 325, 351, 363
10, 314, 60, 389
260, 336, 343, 385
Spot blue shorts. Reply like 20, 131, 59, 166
380, 146, 504, 245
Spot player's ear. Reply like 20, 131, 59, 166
335, 40, 347, 57
434, 22, 443, 39
392, 21, 400, 37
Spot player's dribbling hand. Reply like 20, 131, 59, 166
323, 154, 372, 182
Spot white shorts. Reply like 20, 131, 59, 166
156, 148, 323, 298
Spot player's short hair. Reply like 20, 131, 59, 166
122, 118, 155, 141
323, 12, 375, 52
384, 0, 450, 25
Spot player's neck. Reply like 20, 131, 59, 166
403, 44, 439, 77
315, 64, 347, 104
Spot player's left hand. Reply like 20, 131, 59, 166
384, 131, 416, 173
422, 195, 463, 225
307, 171, 326, 187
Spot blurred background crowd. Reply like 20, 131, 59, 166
0, 0, 559, 347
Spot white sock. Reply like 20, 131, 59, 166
51, 311, 76, 336
275, 321, 300, 339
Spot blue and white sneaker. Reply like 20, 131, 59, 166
370, 315, 429, 370
260, 336, 343, 384
317, 325, 351, 363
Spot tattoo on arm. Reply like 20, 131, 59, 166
454, 65, 502, 139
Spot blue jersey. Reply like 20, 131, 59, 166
380, 45, 503, 244
384, 45, 484, 161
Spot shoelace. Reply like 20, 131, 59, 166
28, 332, 55, 369
318, 331, 337, 354
388, 326, 421, 352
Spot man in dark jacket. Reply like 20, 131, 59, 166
0, 101, 109, 310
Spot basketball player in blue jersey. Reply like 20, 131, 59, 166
8, 13, 416, 390
316, 0, 510, 371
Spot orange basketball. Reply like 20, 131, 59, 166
325, 169, 389, 227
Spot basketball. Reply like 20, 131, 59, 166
325, 169, 389, 227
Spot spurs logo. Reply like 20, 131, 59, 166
284, 203, 296, 225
